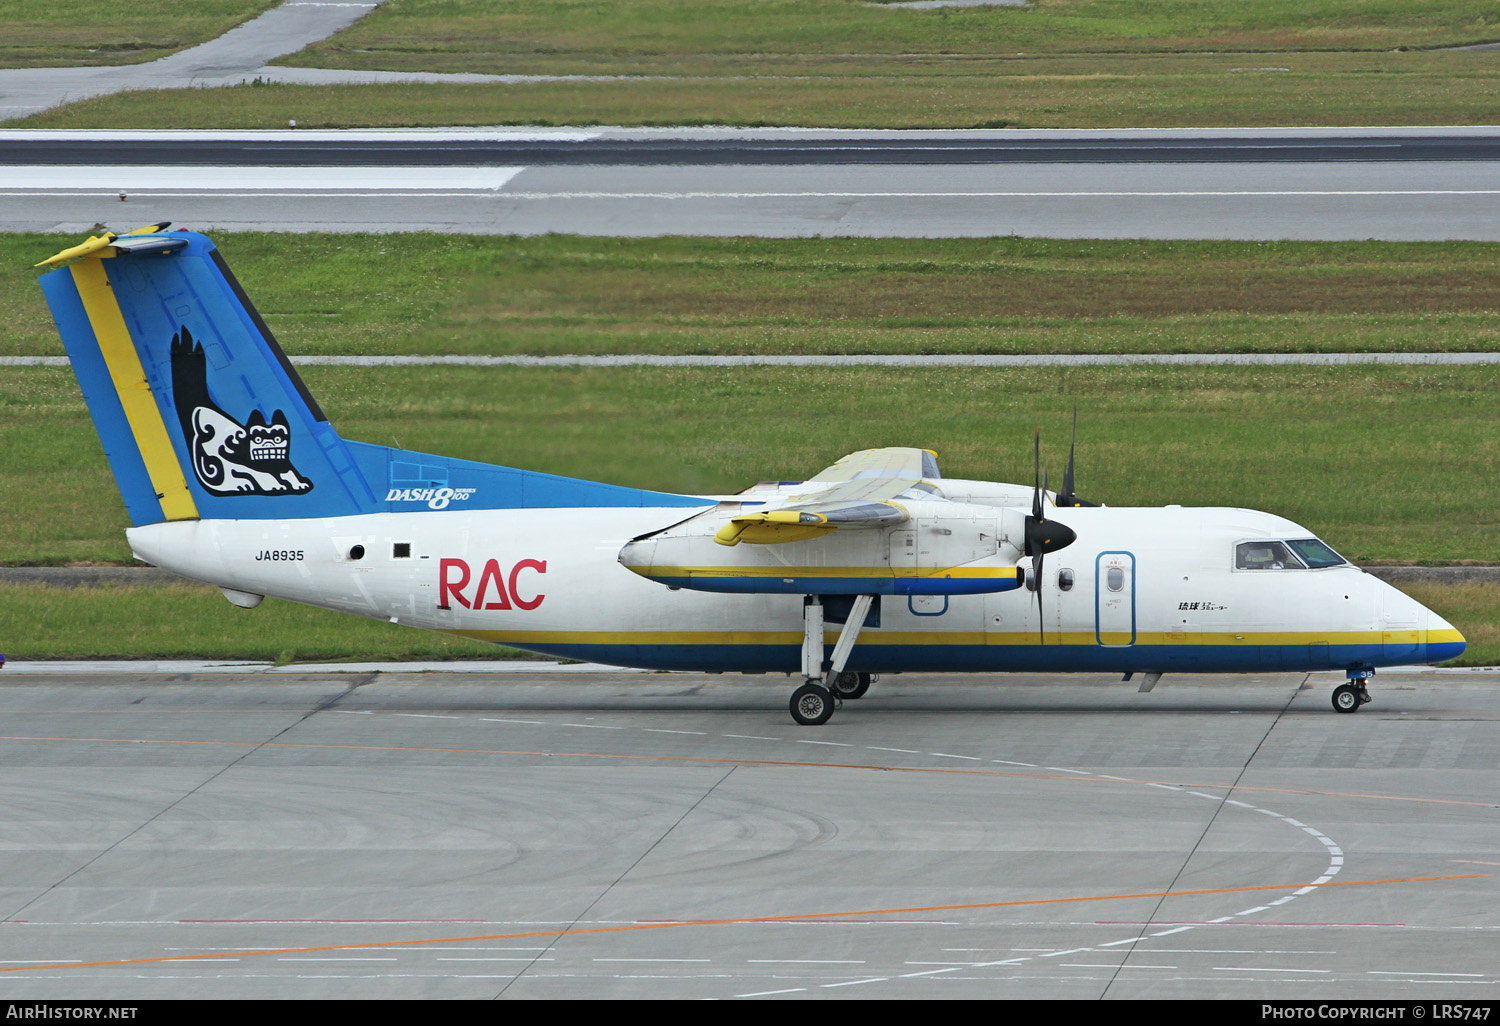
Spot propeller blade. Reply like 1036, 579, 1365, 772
1032, 430, 1042, 520
1024, 508, 1077, 647
1060, 405, 1078, 506
1023, 432, 1078, 646
1034, 547, 1045, 645
1056, 403, 1099, 508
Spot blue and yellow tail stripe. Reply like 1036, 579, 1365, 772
39, 247, 198, 525
69, 257, 198, 521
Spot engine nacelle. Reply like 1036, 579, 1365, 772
619, 500, 1028, 595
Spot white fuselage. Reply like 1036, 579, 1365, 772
126, 502, 1461, 676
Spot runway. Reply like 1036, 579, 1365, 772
5, 127, 1500, 239
9, 130, 1500, 166
1, 670, 1495, 999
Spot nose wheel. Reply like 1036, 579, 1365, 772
1332, 675, 1373, 714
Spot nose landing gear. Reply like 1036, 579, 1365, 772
1332, 670, 1374, 714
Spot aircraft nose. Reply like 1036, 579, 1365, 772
1424, 606, 1467, 663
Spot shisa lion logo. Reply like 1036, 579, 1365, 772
169, 327, 313, 497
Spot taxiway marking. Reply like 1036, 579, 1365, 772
0, 875, 1483, 975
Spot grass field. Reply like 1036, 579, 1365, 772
21, 51, 1500, 130
280, 0, 1500, 72
0, 0, 276, 69
13, 1, 1500, 128
7, 234, 1500, 358
0, 581, 517, 662
4, 362, 1496, 567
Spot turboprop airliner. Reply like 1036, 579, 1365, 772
36, 226, 1466, 725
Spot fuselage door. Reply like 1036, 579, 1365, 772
1095, 550, 1136, 647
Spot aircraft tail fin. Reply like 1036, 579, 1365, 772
38, 227, 375, 525
37, 227, 710, 527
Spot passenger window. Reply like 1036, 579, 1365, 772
1058, 568, 1075, 592
1105, 567, 1124, 592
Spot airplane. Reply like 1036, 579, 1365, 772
35, 225, 1466, 725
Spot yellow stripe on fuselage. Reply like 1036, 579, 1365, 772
639, 565, 1022, 580
449, 627, 1459, 648
71, 258, 198, 521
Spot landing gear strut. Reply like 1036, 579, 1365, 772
788, 595, 874, 725
1332, 670, 1373, 714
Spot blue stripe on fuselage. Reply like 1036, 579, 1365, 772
642, 575, 1023, 596
488, 640, 1448, 674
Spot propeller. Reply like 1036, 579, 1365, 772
1024, 430, 1077, 644
1054, 404, 1099, 508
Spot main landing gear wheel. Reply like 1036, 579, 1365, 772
790, 682, 836, 726
828, 670, 871, 700
1332, 682, 1370, 714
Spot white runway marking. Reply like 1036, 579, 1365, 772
0, 167, 524, 190
495, 188, 1500, 199
8, 186, 1500, 199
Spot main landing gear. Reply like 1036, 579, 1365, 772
788, 595, 876, 726
1332, 669, 1374, 714
829, 669, 873, 700
790, 681, 836, 726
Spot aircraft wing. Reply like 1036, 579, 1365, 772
714, 447, 939, 545
803, 446, 940, 486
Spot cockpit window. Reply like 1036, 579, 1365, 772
1235, 538, 1348, 570
1285, 537, 1347, 568
1235, 540, 1303, 570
